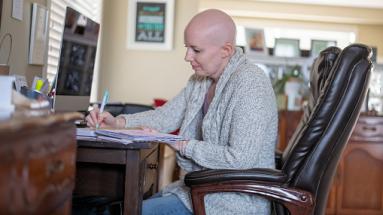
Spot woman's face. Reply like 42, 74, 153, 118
184, 28, 227, 80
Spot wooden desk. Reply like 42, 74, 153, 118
0, 112, 81, 214
75, 139, 159, 215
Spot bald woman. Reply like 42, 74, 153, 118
86, 9, 278, 215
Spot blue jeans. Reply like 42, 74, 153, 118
142, 193, 192, 215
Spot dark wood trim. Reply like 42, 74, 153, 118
124, 150, 141, 214
75, 141, 159, 215
76, 147, 127, 164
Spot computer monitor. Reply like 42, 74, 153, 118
53, 7, 100, 112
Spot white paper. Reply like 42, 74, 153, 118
76, 128, 133, 144
12, 0, 23, 21
0, 76, 15, 111
77, 128, 186, 145
76, 127, 97, 137
95, 129, 187, 144
97, 135, 133, 144
14, 75, 28, 92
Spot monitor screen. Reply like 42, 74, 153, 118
53, 7, 100, 112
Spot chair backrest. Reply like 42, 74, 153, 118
104, 103, 126, 116
280, 44, 372, 215
122, 103, 154, 114
103, 103, 154, 116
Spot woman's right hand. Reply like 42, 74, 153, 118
85, 106, 125, 129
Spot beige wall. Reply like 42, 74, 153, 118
98, 0, 199, 104
99, 0, 383, 104
357, 24, 383, 60
200, 0, 383, 25
201, 0, 383, 63
1, 0, 382, 103
0, 0, 47, 86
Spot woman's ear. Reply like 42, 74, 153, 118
221, 42, 235, 58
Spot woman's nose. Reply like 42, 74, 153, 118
184, 49, 193, 62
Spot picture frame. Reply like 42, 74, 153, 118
245, 28, 267, 55
274, 38, 300, 58
311, 39, 337, 57
0, 0, 3, 29
28, 3, 49, 65
127, 0, 175, 50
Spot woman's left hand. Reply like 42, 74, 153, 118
140, 128, 188, 152
168, 140, 189, 153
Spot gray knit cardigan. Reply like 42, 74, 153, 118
122, 48, 278, 215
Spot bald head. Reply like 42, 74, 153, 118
185, 9, 236, 46
184, 9, 237, 80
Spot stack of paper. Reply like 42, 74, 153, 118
95, 129, 186, 144
76, 127, 96, 137
76, 128, 186, 145
76, 128, 133, 144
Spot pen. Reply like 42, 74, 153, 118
96, 90, 109, 129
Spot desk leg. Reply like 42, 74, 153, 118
124, 150, 144, 215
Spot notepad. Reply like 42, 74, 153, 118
76, 128, 187, 145
95, 129, 187, 144
76, 127, 97, 137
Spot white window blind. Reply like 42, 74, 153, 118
45, 0, 102, 84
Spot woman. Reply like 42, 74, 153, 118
87, 9, 278, 215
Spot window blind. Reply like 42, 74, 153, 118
45, 0, 102, 84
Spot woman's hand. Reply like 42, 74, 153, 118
85, 106, 126, 129
139, 128, 188, 153
168, 140, 189, 154
140, 127, 159, 133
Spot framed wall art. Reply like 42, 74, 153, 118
127, 0, 175, 50
0, 0, 3, 29
274, 38, 300, 58
311, 39, 337, 57
28, 3, 49, 65
245, 28, 267, 55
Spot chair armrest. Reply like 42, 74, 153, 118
185, 168, 287, 186
187, 180, 314, 215
185, 169, 313, 215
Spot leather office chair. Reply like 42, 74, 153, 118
184, 44, 372, 215
274, 46, 340, 170
102, 103, 125, 116
122, 103, 154, 114
102, 103, 154, 116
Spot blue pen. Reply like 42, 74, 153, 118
96, 90, 109, 129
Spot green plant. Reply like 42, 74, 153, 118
273, 65, 303, 94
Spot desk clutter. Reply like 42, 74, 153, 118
0, 75, 52, 120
